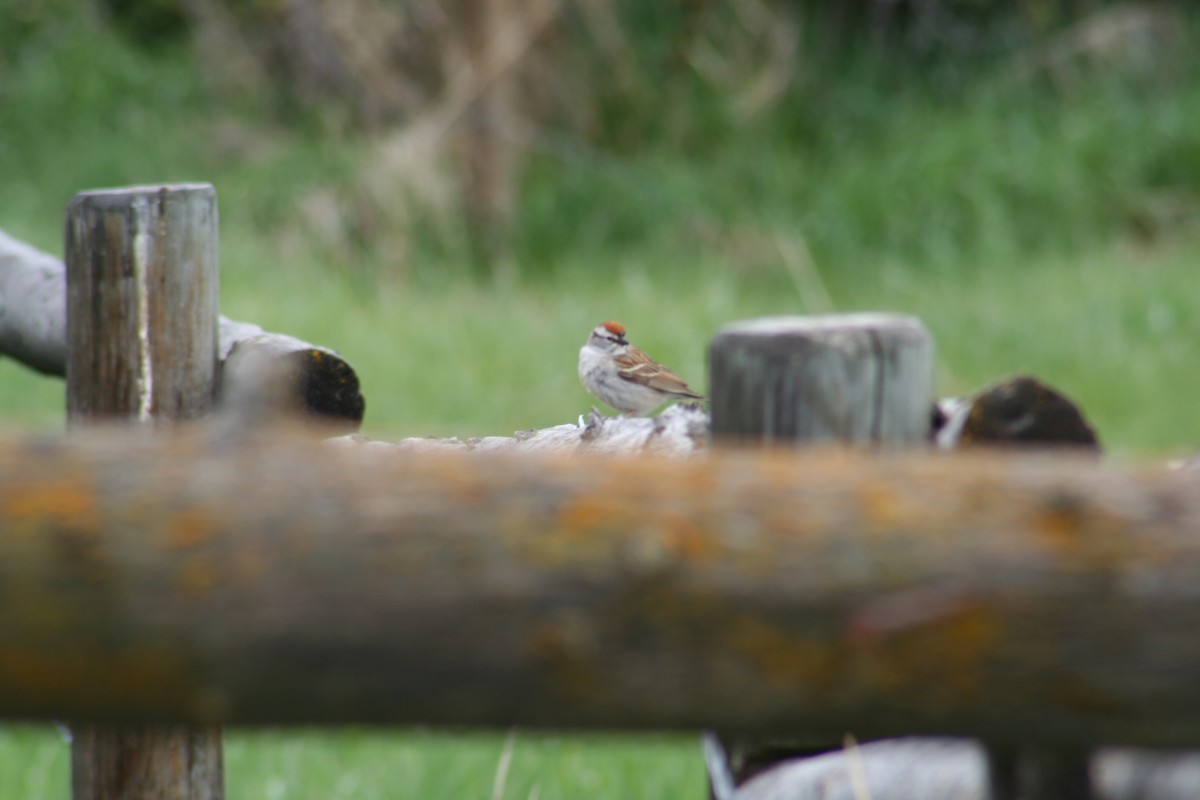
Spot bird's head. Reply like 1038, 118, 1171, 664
588, 320, 629, 352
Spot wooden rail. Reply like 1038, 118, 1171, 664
0, 430, 1195, 747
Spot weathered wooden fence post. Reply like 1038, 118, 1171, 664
710, 313, 932, 796
707, 313, 934, 791
709, 314, 1093, 800
65, 184, 224, 799
709, 313, 932, 444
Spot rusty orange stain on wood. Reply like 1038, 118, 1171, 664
554, 495, 725, 566
1036, 513, 1081, 552
660, 515, 722, 561
167, 508, 218, 549
555, 493, 629, 535
1031, 493, 1139, 570
1033, 491, 1088, 553
857, 483, 905, 528
2, 480, 98, 533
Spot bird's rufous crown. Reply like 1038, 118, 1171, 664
602, 321, 626, 336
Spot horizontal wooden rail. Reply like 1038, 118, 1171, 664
0, 429, 1196, 746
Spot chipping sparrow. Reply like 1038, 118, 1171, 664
578, 321, 704, 416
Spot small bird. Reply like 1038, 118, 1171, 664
578, 321, 704, 416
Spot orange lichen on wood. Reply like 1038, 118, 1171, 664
1034, 491, 1090, 551
0, 434, 1195, 741
1, 479, 99, 534
555, 493, 624, 534
551, 481, 723, 566
658, 513, 723, 561
167, 508, 218, 549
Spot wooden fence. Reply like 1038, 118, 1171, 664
2, 184, 1196, 800
2, 431, 1198, 736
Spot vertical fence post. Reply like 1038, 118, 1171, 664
709, 313, 933, 445
706, 313, 933, 791
708, 314, 1093, 800
65, 184, 224, 800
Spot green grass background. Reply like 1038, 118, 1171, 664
0, 727, 702, 799
1, 7, 1199, 798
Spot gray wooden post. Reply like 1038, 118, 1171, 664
65, 184, 224, 800
709, 313, 933, 444
66, 184, 219, 423
708, 314, 1093, 800
706, 314, 934, 793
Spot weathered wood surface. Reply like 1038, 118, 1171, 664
72, 727, 223, 800
708, 313, 934, 795
0, 432, 1198, 745
66, 184, 224, 800
0, 222, 363, 429
708, 319, 1097, 798
0, 229, 68, 375
66, 185, 220, 423
732, 738, 1200, 800
341, 404, 709, 455
709, 314, 933, 444
217, 323, 364, 435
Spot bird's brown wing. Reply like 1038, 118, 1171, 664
615, 349, 704, 398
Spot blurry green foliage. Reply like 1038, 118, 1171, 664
0, 0, 84, 62
2, 0, 1195, 277
97, 0, 189, 47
